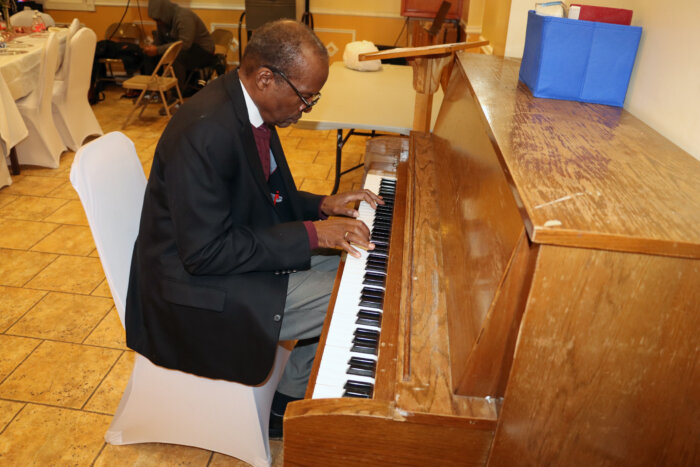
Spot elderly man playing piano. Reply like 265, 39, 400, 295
124, 19, 383, 439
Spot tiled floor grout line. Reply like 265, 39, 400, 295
0, 401, 27, 437
0, 337, 42, 387
81, 349, 125, 412
81, 307, 117, 345
1, 332, 128, 352
0, 291, 48, 335
0, 398, 115, 417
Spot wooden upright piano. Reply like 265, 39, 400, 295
284, 52, 700, 466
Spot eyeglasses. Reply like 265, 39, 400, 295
265, 65, 321, 109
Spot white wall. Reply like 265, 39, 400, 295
503, 0, 700, 161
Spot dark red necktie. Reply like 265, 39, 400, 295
251, 123, 271, 181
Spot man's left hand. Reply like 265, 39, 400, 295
320, 189, 384, 218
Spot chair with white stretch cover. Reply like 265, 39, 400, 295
69, 132, 289, 467
55, 18, 81, 83
14, 32, 66, 168
10, 8, 55, 28
52, 27, 103, 150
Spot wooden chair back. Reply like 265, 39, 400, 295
151, 40, 183, 80
211, 28, 234, 54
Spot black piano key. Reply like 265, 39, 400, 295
361, 287, 384, 298
360, 295, 384, 306
343, 381, 374, 398
344, 380, 374, 398
347, 366, 375, 378
354, 327, 380, 339
371, 229, 390, 237
356, 309, 382, 327
349, 356, 376, 370
369, 250, 388, 259
351, 341, 378, 355
367, 253, 387, 262
356, 314, 382, 327
366, 257, 387, 267
363, 278, 385, 288
358, 309, 382, 320
370, 239, 389, 248
372, 231, 391, 240
363, 273, 386, 286
359, 299, 383, 310
365, 264, 387, 275
347, 356, 376, 378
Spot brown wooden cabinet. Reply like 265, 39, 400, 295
401, 0, 464, 20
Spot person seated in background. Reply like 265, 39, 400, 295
143, 0, 215, 96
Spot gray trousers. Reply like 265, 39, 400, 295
276, 253, 340, 398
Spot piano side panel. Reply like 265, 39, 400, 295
396, 132, 454, 415
489, 245, 700, 466
430, 59, 527, 397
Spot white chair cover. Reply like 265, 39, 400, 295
14, 32, 66, 168
70, 132, 288, 467
52, 27, 103, 151
9, 8, 56, 28
1, 75, 29, 188
55, 18, 81, 82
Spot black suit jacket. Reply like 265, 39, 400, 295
125, 70, 324, 384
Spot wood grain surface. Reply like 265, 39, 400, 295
489, 245, 700, 466
456, 53, 700, 259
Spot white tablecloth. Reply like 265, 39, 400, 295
0, 73, 28, 187
0, 29, 67, 186
0, 30, 67, 100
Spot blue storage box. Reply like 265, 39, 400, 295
519, 10, 642, 107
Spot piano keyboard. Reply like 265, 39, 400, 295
312, 173, 396, 399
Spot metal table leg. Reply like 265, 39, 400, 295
331, 128, 378, 195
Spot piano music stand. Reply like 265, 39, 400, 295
295, 62, 443, 194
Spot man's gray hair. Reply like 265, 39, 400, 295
242, 19, 328, 79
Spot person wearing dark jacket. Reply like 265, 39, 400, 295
125, 19, 382, 438
144, 0, 215, 94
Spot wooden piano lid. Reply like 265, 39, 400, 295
453, 52, 700, 259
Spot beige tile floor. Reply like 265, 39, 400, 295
0, 84, 367, 466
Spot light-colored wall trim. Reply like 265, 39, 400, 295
93, 0, 402, 17
94, 0, 243, 7
45, 0, 95, 11
314, 27, 356, 42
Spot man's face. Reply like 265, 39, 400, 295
258, 49, 329, 128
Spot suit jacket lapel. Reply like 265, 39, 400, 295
225, 70, 274, 208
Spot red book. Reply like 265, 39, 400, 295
570, 4, 633, 25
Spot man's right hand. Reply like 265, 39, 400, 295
313, 218, 374, 258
